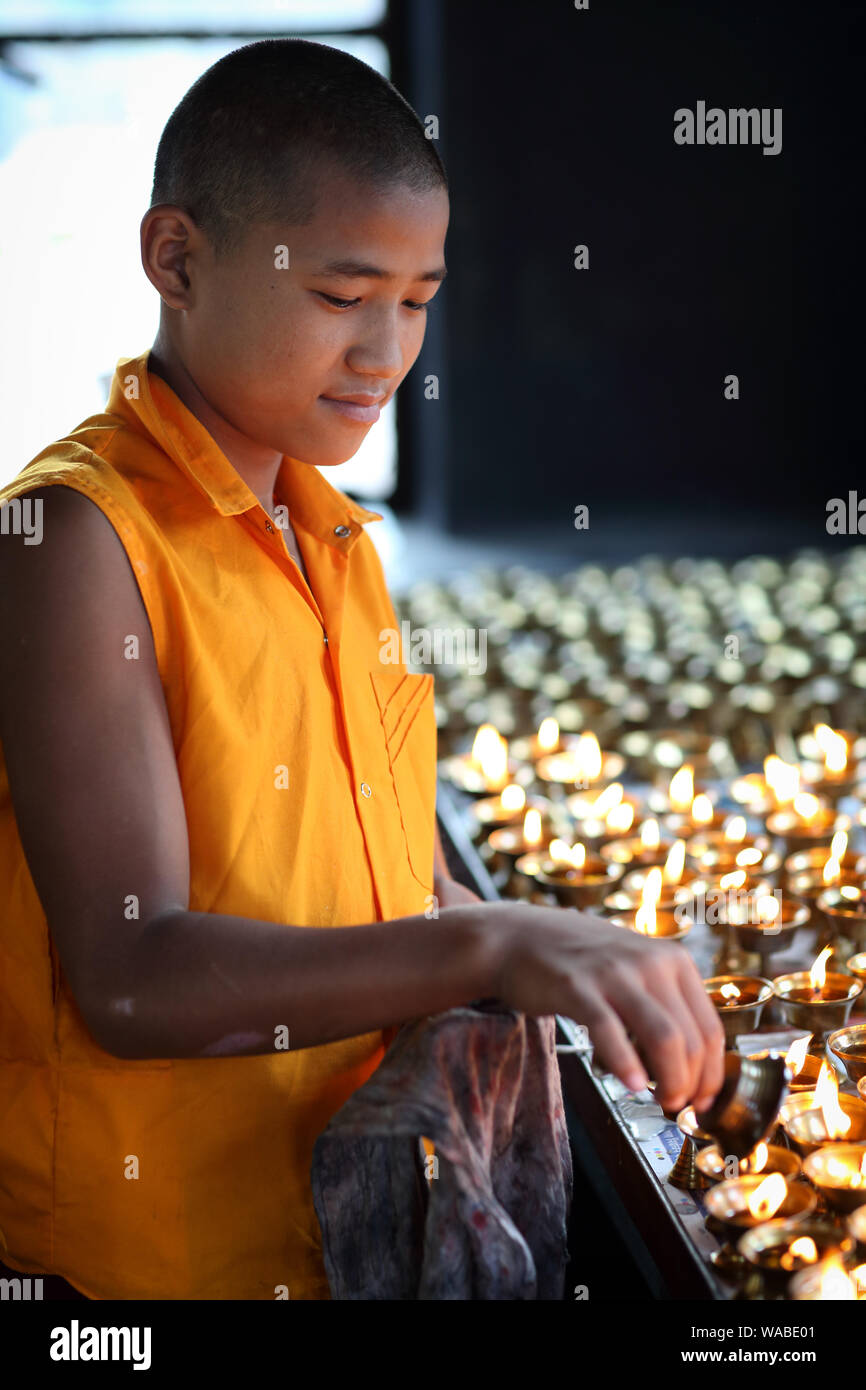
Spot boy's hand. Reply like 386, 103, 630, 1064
481, 903, 726, 1114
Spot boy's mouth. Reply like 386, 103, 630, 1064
319, 392, 386, 424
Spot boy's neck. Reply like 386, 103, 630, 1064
148, 335, 284, 514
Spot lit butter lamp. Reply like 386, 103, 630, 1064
789, 1252, 866, 1301
847, 951, 866, 987
599, 816, 675, 869
766, 791, 841, 854
645, 762, 713, 821
535, 730, 625, 791
783, 1061, 866, 1157
607, 866, 692, 943
826, 1025, 866, 1090
442, 723, 518, 795
784, 829, 864, 891
731, 754, 802, 819
704, 1172, 816, 1248
773, 944, 865, 1038
485, 806, 558, 868
685, 814, 778, 877
800, 723, 860, 803
818, 883, 866, 954
738, 1221, 855, 1299
803, 1144, 866, 1213
847, 1202, 866, 1258
565, 783, 644, 847
749, 1034, 823, 1093
720, 888, 809, 970
522, 837, 624, 910
683, 868, 774, 944
604, 839, 694, 912
696, 1139, 801, 1186
509, 715, 565, 764
468, 782, 553, 836
660, 781, 728, 837
648, 731, 732, 792
703, 975, 774, 1046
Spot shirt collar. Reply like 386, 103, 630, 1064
106, 350, 383, 550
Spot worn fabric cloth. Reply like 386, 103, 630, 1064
0, 349, 437, 1300
311, 1006, 573, 1300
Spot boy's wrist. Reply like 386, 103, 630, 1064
445, 900, 508, 1002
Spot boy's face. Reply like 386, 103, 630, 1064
161, 166, 449, 467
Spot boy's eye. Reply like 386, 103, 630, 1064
316, 292, 431, 312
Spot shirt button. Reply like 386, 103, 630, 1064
265, 521, 274, 532
323, 633, 329, 645
360, 782, 372, 798
334, 524, 351, 538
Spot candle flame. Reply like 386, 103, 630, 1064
523, 808, 543, 848
634, 903, 656, 935
639, 818, 661, 850
720, 982, 741, 1002
841, 884, 862, 902
499, 783, 525, 813
570, 841, 587, 869
606, 802, 634, 833
592, 782, 623, 817
719, 869, 747, 891
793, 792, 821, 823
691, 793, 714, 825
809, 945, 834, 992
815, 1061, 851, 1139
662, 839, 686, 885
575, 732, 602, 783
830, 830, 849, 860
781, 1237, 819, 1271
755, 894, 780, 924
765, 755, 800, 805
635, 867, 663, 935
820, 1095, 852, 1141
784, 1035, 812, 1075
536, 717, 559, 752
746, 1172, 787, 1220
822, 855, 842, 885
548, 838, 573, 865
735, 847, 762, 867
825, 1153, 866, 1188
815, 723, 848, 775
745, 1142, 768, 1174
472, 723, 500, 765
472, 724, 508, 787
669, 765, 694, 813
723, 815, 747, 843
735, 777, 765, 806
814, 1256, 857, 1300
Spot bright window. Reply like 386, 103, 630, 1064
0, 8, 395, 498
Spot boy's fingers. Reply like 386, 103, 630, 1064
573, 997, 649, 1093
601, 979, 691, 1109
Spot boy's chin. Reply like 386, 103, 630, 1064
301, 445, 365, 468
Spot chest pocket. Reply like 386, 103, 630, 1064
369, 668, 437, 890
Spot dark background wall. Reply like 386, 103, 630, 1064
394, 0, 863, 545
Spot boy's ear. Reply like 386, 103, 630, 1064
140, 204, 199, 306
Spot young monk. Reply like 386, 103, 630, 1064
0, 38, 724, 1300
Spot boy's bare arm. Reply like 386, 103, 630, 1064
0, 486, 724, 1111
